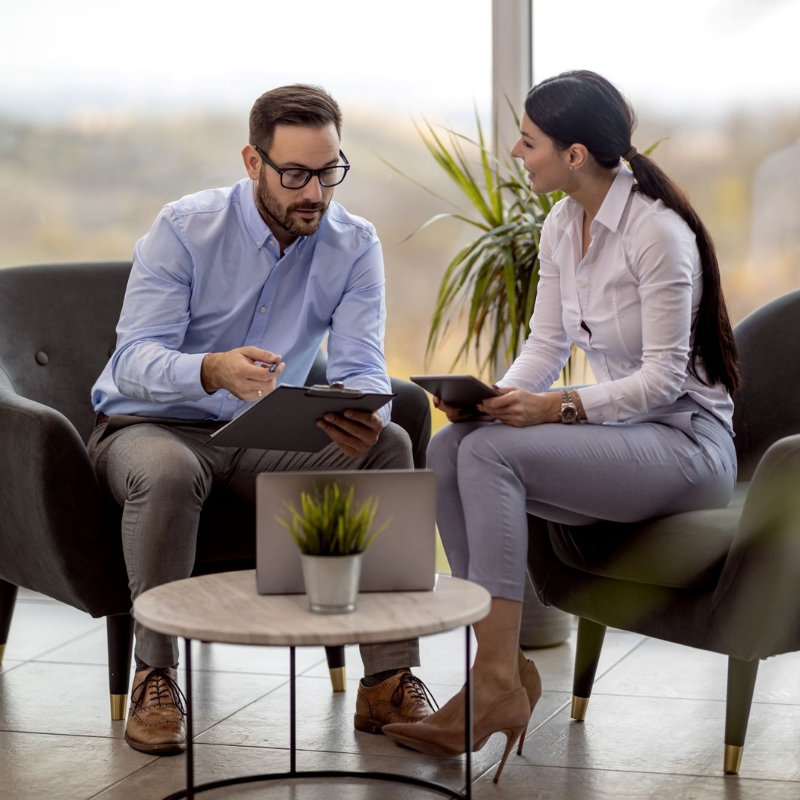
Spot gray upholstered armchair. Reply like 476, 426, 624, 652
0, 261, 431, 718
526, 288, 800, 775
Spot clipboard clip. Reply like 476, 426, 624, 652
305, 382, 366, 398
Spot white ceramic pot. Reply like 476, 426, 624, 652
300, 553, 363, 614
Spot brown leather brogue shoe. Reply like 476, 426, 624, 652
124, 667, 187, 755
354, 669, 437, 734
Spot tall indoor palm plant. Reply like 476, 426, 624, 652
387, 116, 576, 648
388, 114, 563, 378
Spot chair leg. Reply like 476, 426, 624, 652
325, 645, 346, 692
107, 614, 134, 721
0, 579, 19, 666
571, 617, 607, 721
724, 657, 759, 774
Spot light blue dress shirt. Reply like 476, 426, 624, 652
92, 178, 392, 425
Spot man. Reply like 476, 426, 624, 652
89, 85, 433, 755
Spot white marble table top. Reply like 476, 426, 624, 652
133, 571, 491, 647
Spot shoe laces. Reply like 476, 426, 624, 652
130, 668, 187, 716
391, 672, 439, 711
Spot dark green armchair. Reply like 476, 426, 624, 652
526, 288, 800, 775
0, 261, 431, 718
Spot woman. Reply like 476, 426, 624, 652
382, 70, 739, 781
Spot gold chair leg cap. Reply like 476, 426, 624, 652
329, 666, 347, 692
724, 744, 743, 774
0, 642, 6, 666
110, 694, 128, 721
571, 695, 590, 721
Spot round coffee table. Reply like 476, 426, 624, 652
133, 571, 491, 799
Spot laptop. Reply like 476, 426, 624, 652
256, 470, 437, 595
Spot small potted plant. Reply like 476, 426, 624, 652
277, 481, 389, 613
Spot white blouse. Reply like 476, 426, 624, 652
498, 165, 734, 431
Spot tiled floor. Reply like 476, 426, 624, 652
2, 588, 800, 799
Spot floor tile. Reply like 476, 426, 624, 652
299, 626, 644, 694
37, 627, 328, 676
1, 601, 103, 661
521, 693, 800, 781
92, 744, 471, 800
476, 763, 800, 800
0, 730, 154, 800
523, 629, 646, 694
197, 670, 569, 774
594, 637, 800, 704
15, 587, 61, 603
0, 661, 285, 738
188, 640, 329, 676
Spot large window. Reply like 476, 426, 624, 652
3, 0, 798, 379
0, 0, 492, 377
533, 0, 800, 324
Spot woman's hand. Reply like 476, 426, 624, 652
432, 396, 491, 424
478, 386, 559, 427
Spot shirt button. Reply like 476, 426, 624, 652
260, 306, 266, 313
598, 414, 605, 421
579, 280, 587, 288
256, 241, 261, 247
228, 393, 235, 400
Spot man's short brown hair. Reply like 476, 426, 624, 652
249, 84, 342, 151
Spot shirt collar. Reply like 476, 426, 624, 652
593, 164, 635, 234
239, 178, 308, 252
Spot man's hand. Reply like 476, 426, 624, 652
317, 409, 382, 458
478, 386, 560, 427
201, 347, 284, 402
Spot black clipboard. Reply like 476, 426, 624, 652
208, 384, 396, 452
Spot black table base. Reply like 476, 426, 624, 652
162, 629, 474, 799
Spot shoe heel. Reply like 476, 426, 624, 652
353, 715, 384, 735
493, 725, 525, 784
516, 719, 530, 756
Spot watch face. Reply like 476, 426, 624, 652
560, 404, 578, 424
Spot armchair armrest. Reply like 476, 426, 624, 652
713, 433, 800, 659
0, 388, 129, 616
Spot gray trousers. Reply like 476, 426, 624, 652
88, 415, 419, 673
427, 398, 737, 602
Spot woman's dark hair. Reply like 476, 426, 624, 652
249, 84, 342, 152
525, 70, 740, 394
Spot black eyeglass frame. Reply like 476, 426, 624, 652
253, 144, 350, 189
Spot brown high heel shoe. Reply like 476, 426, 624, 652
517, 657, 542, 755
383, 686, 529, 783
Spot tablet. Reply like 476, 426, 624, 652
410, 374, 499, 408
208, 385, 395, 452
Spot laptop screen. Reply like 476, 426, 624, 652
256, 469, 437, 595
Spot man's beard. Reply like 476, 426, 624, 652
255, 168, 329, 238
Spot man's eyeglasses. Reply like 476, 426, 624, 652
253, 145, 350, 189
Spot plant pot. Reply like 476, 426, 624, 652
519, 571, 573, 648
300, 553, 363, 614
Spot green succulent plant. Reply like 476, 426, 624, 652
277, 482, 390, 556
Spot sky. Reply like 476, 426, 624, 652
0, 0, 797, 121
